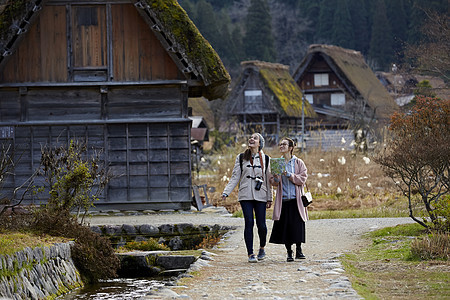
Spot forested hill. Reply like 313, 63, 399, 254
178, 0, 448, 77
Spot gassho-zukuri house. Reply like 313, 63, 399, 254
225, 60, 316, 143
292, 44, 398, 128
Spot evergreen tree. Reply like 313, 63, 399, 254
178, 0, 196, 20
332, 0, 354, 49
244, 0, 276, 62
271, 2, 309, 69
317, 0, 336, 43
386, 0, 408, 62
369, 0, 394, 70
297, 0, 321, 43
195, 0, 220, 47
349, 0, 370, 55
231, 26, 245, 65
216, 13, 239, 69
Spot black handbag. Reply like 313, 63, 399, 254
301, 183, 312, 207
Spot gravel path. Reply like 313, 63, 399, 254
87, 207, 414, 299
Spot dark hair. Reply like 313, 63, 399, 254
243, 148, 252, 161
281, 137, 296, 155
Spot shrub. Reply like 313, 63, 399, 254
375, 96, 450, 231
38, 140, 111, 221
31, 208, 120, 283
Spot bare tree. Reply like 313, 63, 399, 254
270, 1, 310, 70
406, 9, 450, 83
0, 143, 36, 216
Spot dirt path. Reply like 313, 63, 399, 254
87, 210, 415, 300
150, 218, 412, 299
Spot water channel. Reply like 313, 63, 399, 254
59, 278, 170, 299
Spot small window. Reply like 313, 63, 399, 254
77, 7, 98, 26
0, 126, 14, 139
314, 74, 329, 86
244, 90, 262, 110
305, 94, 313, 104
331, 93, 345, 106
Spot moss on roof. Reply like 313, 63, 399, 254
244, 61, 316, 118
146, 0, 230, 100
306, 44, 398, 119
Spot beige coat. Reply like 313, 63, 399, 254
270, 157, 308, 222
223, 151, 272, 202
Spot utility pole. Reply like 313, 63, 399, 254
301, 92, 305, 152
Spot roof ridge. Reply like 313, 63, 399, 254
309, 44, 362, 57
241, 60, 289, 71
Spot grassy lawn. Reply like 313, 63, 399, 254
341, 223, 450, 299
0, 232, 70, 256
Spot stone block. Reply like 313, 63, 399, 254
156, 255, 196, 270
139, 224, 159, 235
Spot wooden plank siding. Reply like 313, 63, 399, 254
111, 4, 180, 82
1, 120, 192, 211
0, 3, 182, 84
107, 86, 182, 119
0, 6, 68, 83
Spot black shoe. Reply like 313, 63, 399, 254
287, 250, 294, 262
295, 245, 306, 259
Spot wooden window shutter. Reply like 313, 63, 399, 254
72, 5, 107, 81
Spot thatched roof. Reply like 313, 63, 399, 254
233, 61, 316, 118
188, 97, 215, 129
0, 0, 230, 100
293, 44, 398, 119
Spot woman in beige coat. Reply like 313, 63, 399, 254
222, 133, 272, 263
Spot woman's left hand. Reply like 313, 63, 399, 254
266, 201, 272, 209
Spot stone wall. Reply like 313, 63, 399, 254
0, 223, 235, 299
91, 223, 235, 250
0, 243, 82, 300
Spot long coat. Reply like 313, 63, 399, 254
271, 157, 308, 222
223, 151, 272, 202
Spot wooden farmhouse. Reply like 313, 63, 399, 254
293, 44, 398, 128
0, 0, 230, 211
226, 61, 316, 143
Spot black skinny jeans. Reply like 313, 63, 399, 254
240, 200, 267, 256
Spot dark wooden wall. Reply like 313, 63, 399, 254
1, 119, 191, 211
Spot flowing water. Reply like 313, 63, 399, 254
60, 278, 169, 299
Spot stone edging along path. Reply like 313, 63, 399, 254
86, 208, 415, 299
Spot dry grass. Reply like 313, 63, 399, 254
411, 233, 450, 260
194, 143, 408, 216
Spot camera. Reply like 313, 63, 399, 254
255, 178, 263, 191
